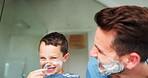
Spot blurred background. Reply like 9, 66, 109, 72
0, 0, 147, 78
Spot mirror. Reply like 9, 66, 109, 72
0, 0, 47, 78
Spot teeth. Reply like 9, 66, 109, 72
48, 68, 53, 70
47, 67, 55, 70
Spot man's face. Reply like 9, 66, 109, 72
90, 27, 119, 63
90, 27, 126, 75
39, 42, 65, 75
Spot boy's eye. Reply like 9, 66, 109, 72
40, 57, 46, 59
51, 57, 57, 59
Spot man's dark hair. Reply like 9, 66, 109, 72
94, 6, 148, 62
39, 32, 68, 56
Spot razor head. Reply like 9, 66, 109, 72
42, 63, 48, 69
42, 63, 48, 76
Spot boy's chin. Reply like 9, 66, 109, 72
44, 70, 57, 76
45, 72, 55, 76
44, 69, 63, 76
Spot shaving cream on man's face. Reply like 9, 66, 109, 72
98, 60, 124, 76
86, 57, 110, 78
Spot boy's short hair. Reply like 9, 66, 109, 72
39, 32, 68, 56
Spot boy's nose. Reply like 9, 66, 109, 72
90, 46, 98, 58
45, 60, 52, 65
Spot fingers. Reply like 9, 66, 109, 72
27, 69, 47, 78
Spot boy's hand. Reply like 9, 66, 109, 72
27, 69, 47, 78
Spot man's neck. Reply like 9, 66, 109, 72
112, 62, 148, 78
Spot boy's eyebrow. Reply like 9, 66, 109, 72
94, 44, 104, 54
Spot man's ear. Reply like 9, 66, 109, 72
63, 53, 70, 62
125, 52, 140, 70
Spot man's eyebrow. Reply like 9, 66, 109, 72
94, 45, 104, 54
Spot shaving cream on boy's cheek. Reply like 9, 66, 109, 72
52, 60, 63, 67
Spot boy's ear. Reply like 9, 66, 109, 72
125, 52, 140, 70
63, 53, 70, 62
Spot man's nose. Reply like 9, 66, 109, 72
90, 46, 98, 57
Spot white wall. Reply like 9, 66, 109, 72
13, 0, 47, 36
62, 34, 88, 78
26, 0, 106, 32
65, 48, 88, 78
88, 27, 98, 57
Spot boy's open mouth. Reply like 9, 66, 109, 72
45, 67, 56, 72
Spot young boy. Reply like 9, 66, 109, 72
27, 32, 80, 78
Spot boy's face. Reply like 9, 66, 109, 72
39, 42, 69, 75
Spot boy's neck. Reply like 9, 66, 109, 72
56, 69, 64, 74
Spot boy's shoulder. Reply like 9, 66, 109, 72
62, 73, 80, 78
45, 73, 80, 78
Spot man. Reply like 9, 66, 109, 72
87, 6, 148, 78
